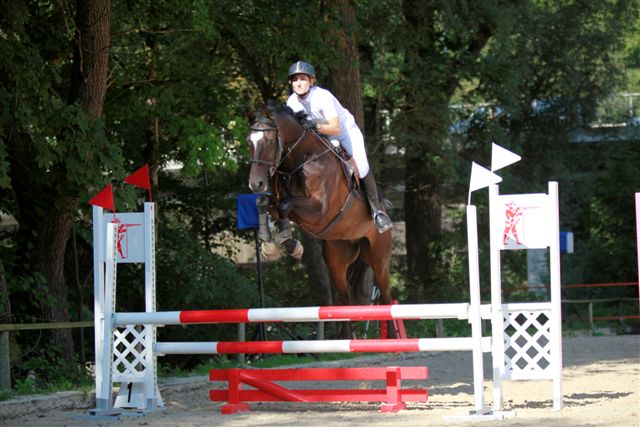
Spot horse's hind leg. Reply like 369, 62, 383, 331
369, 261, 398, 338
360, 233, 397, 337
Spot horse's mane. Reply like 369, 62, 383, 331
265, 99, 292, 115
266, 99, 315, 130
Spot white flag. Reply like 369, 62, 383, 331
491, 143, 521, 172
469, 162, 502, 193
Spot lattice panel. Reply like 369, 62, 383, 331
503, 310, 552, 373
113, 325, 149, 376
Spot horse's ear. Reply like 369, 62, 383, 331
245, 109, 255, 123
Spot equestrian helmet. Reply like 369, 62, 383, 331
288, 61, 315, 79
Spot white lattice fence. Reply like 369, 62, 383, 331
502, 304, 556, 380
113, 326, 149, 381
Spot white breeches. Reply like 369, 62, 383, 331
339, 125, 369, 178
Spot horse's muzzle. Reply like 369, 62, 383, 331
249, 180, 268, 193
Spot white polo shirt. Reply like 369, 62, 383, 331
286, 86, 369, 177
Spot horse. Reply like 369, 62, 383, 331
246, 100, 395, 337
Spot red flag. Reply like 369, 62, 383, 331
124, 164, 152, 201
88, 184, 115, 211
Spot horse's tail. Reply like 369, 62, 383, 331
347, 256, 375, 305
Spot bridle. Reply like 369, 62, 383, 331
249, 117, 307, 177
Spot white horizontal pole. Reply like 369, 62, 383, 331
114, 311, 181, 326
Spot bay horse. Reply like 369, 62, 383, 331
246, 100, 394, 337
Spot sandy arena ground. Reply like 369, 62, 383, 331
1, 334, 638, 427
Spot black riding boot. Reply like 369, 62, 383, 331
361, 172, 393, 233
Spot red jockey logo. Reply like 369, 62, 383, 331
113, 218, 142, 259
502, 201, 523, 245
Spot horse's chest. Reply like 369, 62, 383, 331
278, 154, 332, 198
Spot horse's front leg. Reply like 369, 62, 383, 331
254, 195, 284, 261
275, 197, 308, 259
257, 195, 272, 242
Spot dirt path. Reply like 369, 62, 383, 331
1, 334, 638, 426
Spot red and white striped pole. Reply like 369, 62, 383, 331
114, 303, 470, 327
154, 337, 478, 355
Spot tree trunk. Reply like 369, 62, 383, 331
32, 0, 111, 363
35, 200, 78, 360
144, 6, 161, 191
399, 0, 447, 303
404, 155, 442, 302
399, 0, 495, 302
323, 0, 365, 130
321, 0, 374, 303
69, 0, 111, 119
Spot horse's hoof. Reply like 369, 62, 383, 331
261, 241, 281, 261
289, 240, 304, 260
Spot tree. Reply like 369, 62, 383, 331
375, 0, 638, 302
1, 0, 113, 363
389, 1, 501, 302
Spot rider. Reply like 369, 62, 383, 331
286, 60, 393, 233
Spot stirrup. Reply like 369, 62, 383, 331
373, 211, 393, 233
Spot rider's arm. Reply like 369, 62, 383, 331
316, 116, 341, 136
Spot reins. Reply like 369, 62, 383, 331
250, 117, 342, 179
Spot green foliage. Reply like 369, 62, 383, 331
10, 347, 92, 396
0, 2, 121, 197
260, 256, 317, 308
13, 378, 38, 395
154, 221, 258, 312
404, 319, 472, 339
586, 143, 640, 278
